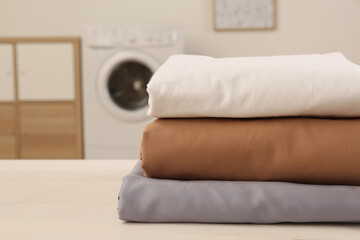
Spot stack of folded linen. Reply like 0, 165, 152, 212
118, 53, 360, 223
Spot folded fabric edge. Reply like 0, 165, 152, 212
118, 160, 360, 223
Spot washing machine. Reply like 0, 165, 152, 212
82, 25, 183, 159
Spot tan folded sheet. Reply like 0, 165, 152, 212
141, 118, 360, 185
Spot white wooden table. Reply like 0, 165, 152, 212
0, 160, 359, 240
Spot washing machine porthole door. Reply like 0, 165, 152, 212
108, 61, 152, 111
97, 49, 160, 121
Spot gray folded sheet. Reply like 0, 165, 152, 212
118, 161, 360, 223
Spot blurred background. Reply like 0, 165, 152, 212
0, 0, 359, 160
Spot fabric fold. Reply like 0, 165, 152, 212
147, 53, 360, 118
141, 117, 360, 185
118, 161, 360, 223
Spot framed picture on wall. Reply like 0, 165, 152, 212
213, 0, 276, 31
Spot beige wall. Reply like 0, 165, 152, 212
1, 0, 360, 63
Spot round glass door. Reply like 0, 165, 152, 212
97, 49, 160, 121
108, 61, 152, 111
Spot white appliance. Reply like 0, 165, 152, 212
82, 25, 183, 159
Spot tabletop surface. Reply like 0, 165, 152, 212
0, 159, 359, 240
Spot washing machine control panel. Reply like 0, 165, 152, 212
86, 26, 180, 48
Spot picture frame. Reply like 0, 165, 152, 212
213, 0, 276, 31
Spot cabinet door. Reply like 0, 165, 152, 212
0, 44, 15, 101
17, 43, 75, 101
0, 105, 17, 158
20, 103, 79, 159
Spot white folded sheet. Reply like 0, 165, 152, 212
147, 53, 360, 118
